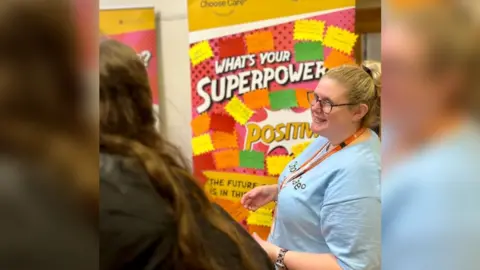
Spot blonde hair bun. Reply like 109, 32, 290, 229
362, 60, 382, 99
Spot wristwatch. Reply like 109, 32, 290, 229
275, 248, 289, 269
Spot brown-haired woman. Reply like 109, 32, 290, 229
99, 39, 274, 270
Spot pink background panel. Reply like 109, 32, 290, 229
190, 8, 355, 177
109, 29, 159, 104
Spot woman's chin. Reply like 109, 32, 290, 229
311, 121, 327, 135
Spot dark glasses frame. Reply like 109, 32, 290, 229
307, 92, 358, 114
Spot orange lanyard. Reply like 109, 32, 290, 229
279, 128, 367, 192
271, 128, 366, 234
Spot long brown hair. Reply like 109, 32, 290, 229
100, 39, 261, 270
0, 0, 98, 217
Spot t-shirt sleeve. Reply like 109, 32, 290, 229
320, 161, 381, 270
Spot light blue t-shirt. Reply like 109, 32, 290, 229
268, 131, 381, 270
382, 119, 480, 270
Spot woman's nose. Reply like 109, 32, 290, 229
312, 101, 322, 111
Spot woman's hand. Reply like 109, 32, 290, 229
241, 184, 277, 211
252, 232, 280, 261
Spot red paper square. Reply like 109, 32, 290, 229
219, 37, 246, 59
193, 153, 216, 185
210, 113, 236, 133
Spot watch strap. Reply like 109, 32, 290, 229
275, 248, 289, 269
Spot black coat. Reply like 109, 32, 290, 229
100, 153, 274, 270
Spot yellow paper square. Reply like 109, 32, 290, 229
323, 26, 358, 55
247, 207, 273, 227
266, 155, 293, 176
293, 20, 326, 41
191, 133, 215, 156
189, 41, 214, 66
291, 141, 312, 157
224, 96, 254, 125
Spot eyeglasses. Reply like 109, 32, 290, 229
307, 92, 357, 114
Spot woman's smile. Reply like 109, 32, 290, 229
312, 113, 327, 124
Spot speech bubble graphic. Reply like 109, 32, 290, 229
138, 50, 152, 67
244, 109, 318, 155
153, 104, 160, 131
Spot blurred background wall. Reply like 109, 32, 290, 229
99, 0, 381, 162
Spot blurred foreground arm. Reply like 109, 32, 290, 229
0, 158, 98, 270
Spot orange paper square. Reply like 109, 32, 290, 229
213, 200, 248, 221
212, 131, 238, 149
295, 89, 311, 109
214, 198, 235, 210
246, 31, 274, 53
228, 204, 250, 222
190, 114, 211, 136
243, 89, 270, 110
214, 149, 240, 169
248, 225, 271, 240
324, 50, 355, 69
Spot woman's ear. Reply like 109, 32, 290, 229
352, 104, 369, 122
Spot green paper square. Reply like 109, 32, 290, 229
239, 150, 265, 169
294, 41, 324, 62
269, 89, 298, 110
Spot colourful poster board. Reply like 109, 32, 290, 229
99, 7, 159, 104
187, 0, 357, 238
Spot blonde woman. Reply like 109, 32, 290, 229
241, 62, 381, 270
